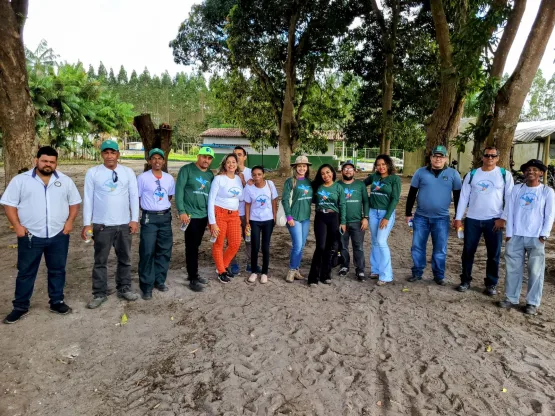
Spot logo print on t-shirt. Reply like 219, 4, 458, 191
154, 187, 167, 203
298, 185, 310, 195
228, 187, 241, 198
476, 180, 494, 194
318, 189, 330, 202
519, 192, 536, 209
255, 195, 270, 207
372, 181, 382, 191
104, 180, 118, 192
195, 177, 208, 191
344, 188, 354, 199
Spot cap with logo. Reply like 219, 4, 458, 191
198, 146, 215, 158
341, 160, 356, 170
148, 148, 165, 159
100, 140, 119, 152
432, 145, 447, 156
290, 155, 312, 166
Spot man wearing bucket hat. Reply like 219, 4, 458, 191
405, 145, 462, 285
283, 155, 313, 282
175, 146, 215, 292
82, 139, 140, 308
137, 148, 175, 300
499, 159, 554, 315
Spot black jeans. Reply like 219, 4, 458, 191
460, 217, 502, 286
92, 224, 132, 297
184, 217, 208, 282
308, 211, 340, 284
138, 211, 173, 293
250, 219, 274, 274
340, 221, 365, 274
13, 232, 70, 311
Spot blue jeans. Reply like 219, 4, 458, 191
461, 217, 502, 286
286, 219, 310, 270
369, 209, 395, 281
411, 214, 450, 280
13, 232, 70, 311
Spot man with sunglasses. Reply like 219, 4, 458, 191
499, 159, 554, 315
137, 148, 175, 300
405, 145, 462, 285
82, 140, 140, 308
454, 147, 514, 296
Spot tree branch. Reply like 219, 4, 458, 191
9, 0, 28, 36
491, 0, 526, 79
369, 0, 387, 36
430, 0, 454, 70
295, 64, 317, 123
250, 61, 283, 123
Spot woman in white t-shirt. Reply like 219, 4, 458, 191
244, 166, 278, 284
208, 154, 245, 283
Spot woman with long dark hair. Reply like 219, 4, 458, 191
364, 154, 401, 285
282, 156, 313, 282
208, 153, 245, 283
308, 164, 346, 287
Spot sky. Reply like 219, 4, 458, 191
24, 0, 555, 80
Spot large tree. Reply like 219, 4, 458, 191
0, 0, 36, 185
170, 0, 361, 171
486, 0, 555, 167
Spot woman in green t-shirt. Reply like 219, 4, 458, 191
364, 154, 401, 285
308, 164, 346, 287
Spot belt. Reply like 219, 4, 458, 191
317, 209, 337, 214
143, 209, 171, 215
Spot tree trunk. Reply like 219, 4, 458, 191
487, 0, 555, 168
380, 53, 394, 155
425, 0, 461, 157
471, 0, 526, 167
0, 0, 36, 187
133, 114, 173, 172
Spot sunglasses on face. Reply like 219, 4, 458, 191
431, 154, 445, 158
112, 170, 118, 183
483, 154, 498, 159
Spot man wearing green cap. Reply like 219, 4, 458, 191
136, 148, 175, 299
405, 145, 462, 285
175, 146, 215, 292
82, 139, 140, 308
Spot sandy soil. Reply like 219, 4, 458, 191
0, 160, 554, 416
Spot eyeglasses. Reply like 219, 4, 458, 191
343, 167, 354, 171
483, 154, 498, 159
431, 154, 446, 158
112, 171, 118, 183
155, 179, 162, 193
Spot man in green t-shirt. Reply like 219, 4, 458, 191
175, 146, 215, 292
337, 160, 369, 280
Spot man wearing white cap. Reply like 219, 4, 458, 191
82, 140, 140, 308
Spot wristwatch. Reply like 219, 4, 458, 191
539, 236, 548, 241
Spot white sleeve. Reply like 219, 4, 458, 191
270, 181, 278, 199
541, 187, 555, 238
455, 173, 471, 220
502, 171, 515, 221
83, 169, 95, 226
208, 176, 221, 225
67, 178, 82, 205
128, 169, 139, 222
505, 185, 519, 238
168, 175, 176, 196
0, 176, 22, 207
137, 174, 145, 199
244, 186, 252, 203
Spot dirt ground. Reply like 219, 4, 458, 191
1, 160, 555, 416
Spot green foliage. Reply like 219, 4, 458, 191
522, 69, 550, 121
97, 62, 107, 80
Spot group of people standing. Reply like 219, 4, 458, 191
1, 141, 553, 324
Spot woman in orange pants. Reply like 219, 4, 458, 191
208, 154, 245, 283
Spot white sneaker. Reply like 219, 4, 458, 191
247, 273, 258, 283
260, 274, 268, 284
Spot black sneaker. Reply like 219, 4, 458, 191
154, 283, 169, 292
225, 268, 236, 278
357, 272, 366, 282
338, 267, 348, 277
498, 299, 516, 309
190, 280, 205, 292
3, 309, 29, 324
218, 273, 231, 284
50, 301, 71, 315
141, 292, 152, 300
194, 275, 209, 285
434, 278, 446, 286
407, 276, 422, 282
484, 285, 497, 296
524, 304, 538, 315
456, 282, 470, 292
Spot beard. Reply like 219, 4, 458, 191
37, 167, 54, 176
342, 174, 354, 181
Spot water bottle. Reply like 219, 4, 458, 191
408, 219, 413, 233
84, 229, 93, 243
210, 234, 217, 243
457, 227, 464, 239
245, 226, 251, 242
180, 222, 189, 232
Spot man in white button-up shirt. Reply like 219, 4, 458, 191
1, 146, 81, 324
81, 140, 140, 309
